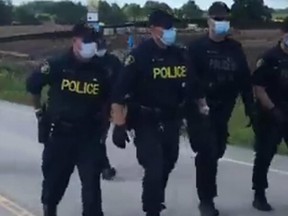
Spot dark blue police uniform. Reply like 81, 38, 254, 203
26, 49, 109, 216
112, 37, 188, 215
252, 43, 288, 198
99, 51, 123, 175
186, 35, 254, 203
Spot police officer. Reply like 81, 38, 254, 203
26, 23, 109, 216
95, 36, 122, 180
111, 10, 205, 216
186, 2, 255, 216
251, 19, 288, 211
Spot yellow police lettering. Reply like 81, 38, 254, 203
61, 79, 100, 95
69, 81, 77, 92
153, 66, 187, 79
76, 81, 85, 94
61, 79, 70, 90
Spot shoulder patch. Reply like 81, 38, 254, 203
256, 59, 264, 68
40, 61, 50, 74
124, 55, 135, 66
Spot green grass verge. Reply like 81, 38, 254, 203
0, 66, 287, 154
0, 65, 30, 105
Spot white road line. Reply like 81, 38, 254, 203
220, 157, 288, 176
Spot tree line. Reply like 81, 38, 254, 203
0, 0, 285, 26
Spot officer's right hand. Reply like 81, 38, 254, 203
269, 107, 286, 124
112, 125, 129, 149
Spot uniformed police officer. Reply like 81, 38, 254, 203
251, 19, 288, 212
95, 36, 123, 180
26, 23, 109, 216
111, 10, 205, 216
186, 2, 255, 216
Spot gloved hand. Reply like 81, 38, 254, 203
245, 104, 258, 128
269, 107, 286, 124
112, 125, 130, 149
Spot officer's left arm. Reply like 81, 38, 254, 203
26, 60, 54, 110
110, 54, 123, 85
237, 45, 255, 117
111, 53, 138, 126
185, 43, 208, 114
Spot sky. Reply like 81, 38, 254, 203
14, 0, 288, 9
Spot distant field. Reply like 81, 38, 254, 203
273, 12, 288, 19
0, 25, 71, 38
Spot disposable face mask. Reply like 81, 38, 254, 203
160, 28, 176, 46
95, 49, 107, 57
213, 20, 230, 36
79, 42, 96, 59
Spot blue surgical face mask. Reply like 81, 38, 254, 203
213, 21, 230, 36
160, 28, 176, 46
79, 42, 96, 59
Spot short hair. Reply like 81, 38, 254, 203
72, 22, 101, 42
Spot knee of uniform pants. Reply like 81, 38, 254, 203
195, 152, 218, 200
252, 145, 278, 190
77, 139, 104, 216
81, 173, 103, 216
41, 134, 75, 205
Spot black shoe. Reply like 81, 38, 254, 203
199, 201, 219, 216
146, 213, 160, 216
102, 167, 116, 180
160, 203, 166, 211
43, 205, 57, 216
253, 192, 273, 211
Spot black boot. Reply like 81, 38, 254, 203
199, 200, 219, 216
146, 212, 160, 216
253, 190, 273, 211
102, 167, 117, 180
43, 205, 57, 216
160, 203, 166, 212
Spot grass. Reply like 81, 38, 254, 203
0, 65, 287, 154
0, 64, 30, 105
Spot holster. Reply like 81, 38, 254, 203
38, 114, 51, 144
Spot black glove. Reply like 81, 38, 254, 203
112, 125, 129, 149
269, 107, 286, 124
245, 104, 258, 128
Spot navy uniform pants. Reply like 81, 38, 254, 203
100, 120, 112, 170
252, 111, 288, 191
41, 121, 104, 216
134, 110, 180, 213
187, 102, 234, 201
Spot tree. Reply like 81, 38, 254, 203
46, 1, 87, 24
180, 0, 203, 19
14, 5, 40, 24
123, 3, 143, 21
143, 1, 173, 16
231, 0, 272, 22
0, 0, 13, 25
109, 3, 127, 24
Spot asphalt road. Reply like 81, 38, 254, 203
1, 100, 288, 216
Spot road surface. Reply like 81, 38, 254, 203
0, 100, 288, 216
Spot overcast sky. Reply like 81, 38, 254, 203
14, 0, 288, 9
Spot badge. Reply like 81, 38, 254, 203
124, 55, 135, 66
40, 61, 50, 74
256, 59, 264, 68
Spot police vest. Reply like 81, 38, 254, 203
48, 62, 107, 119
136, 47, 187, 108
